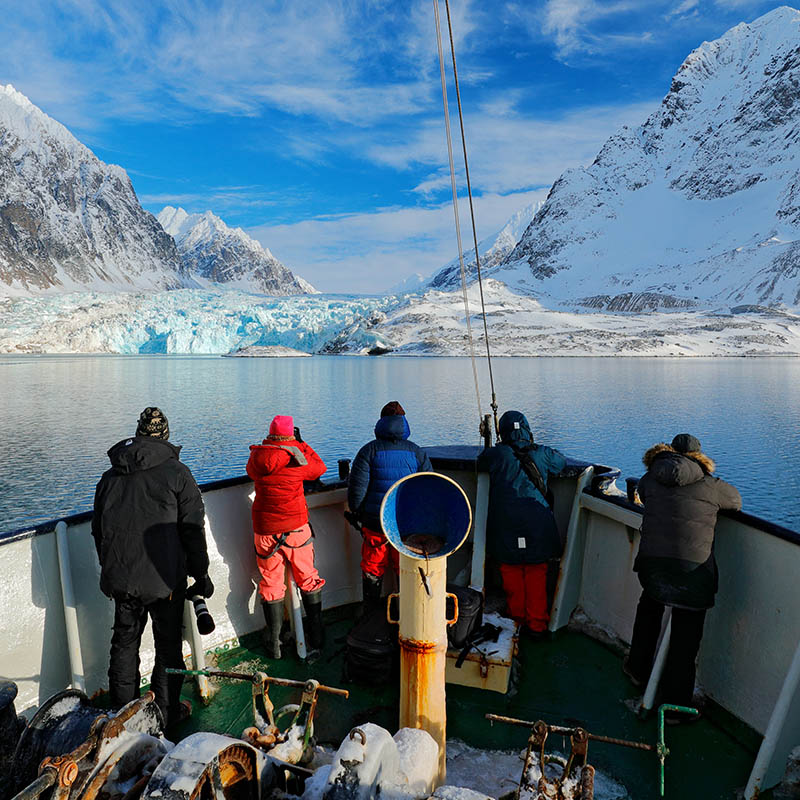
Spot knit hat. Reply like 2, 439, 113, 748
671, 433, 701, 453
269, 415, 294, 437
380, 401, 405, 417
136, 407, 169, 440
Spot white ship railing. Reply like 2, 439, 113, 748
0, 449, 798, 796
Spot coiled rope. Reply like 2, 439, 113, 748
432, 0, 499, 439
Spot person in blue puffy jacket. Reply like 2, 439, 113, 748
347, 401, 432, 609
477, 410, 566, 636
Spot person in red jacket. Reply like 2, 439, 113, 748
247, 415, 326, 660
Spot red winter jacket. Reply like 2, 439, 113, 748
247, 438, 326, 535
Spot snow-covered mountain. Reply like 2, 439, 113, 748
0, 85, 186, 296
158, 206, 315, 295
427, 202, 541, 291
494, 7, 800, 311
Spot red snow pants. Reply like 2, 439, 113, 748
254, 524, 325, 602
499, 562, 549, 633
360, 526, 399, 578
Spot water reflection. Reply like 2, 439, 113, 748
1, 354, 798, 532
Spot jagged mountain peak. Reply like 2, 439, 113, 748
502, 8, 800, 310
426, 200, 542, 291
158, 205, 313, 295
0, 86, 185, 295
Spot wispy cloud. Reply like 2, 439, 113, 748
362, 99, 660, 196
538, 0, 653, 59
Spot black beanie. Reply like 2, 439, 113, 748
671, 433, 701, 453
137, 407, 170, 440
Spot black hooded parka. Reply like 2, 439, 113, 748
92, 436, 209, 604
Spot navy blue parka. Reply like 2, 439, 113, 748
347, 415, 432, 531
477, 411, 567, 564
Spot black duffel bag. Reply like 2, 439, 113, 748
344, 606, 398, 685
446, 584, 484, 650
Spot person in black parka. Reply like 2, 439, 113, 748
477, 410, 567, 635
625, 433, 741, 711
92, 407, 213, 728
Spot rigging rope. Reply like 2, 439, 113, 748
442, 0, 499, 437
432, 0, 483, 424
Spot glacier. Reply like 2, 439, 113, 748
1, 283, 799, 356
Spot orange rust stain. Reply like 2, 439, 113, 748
399, 636, 438, 654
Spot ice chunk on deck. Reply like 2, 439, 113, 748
393, 728, 439, 797
318, 724, 438, 800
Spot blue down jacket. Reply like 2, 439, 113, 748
477, 411, 567, 565
347, 415, 432, 531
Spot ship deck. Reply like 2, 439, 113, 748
171, 602, 766, 800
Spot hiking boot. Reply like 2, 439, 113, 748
361, 572, 382, 618
262, 600, 284, 659
302, 589, 324, 661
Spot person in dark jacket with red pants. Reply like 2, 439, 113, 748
347, 401, 431, 610
477, 410, 566, 637
247, 415, 326, 660
92, 407, 212, 729
624, 434, 741, 717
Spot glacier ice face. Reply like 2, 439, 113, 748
1, 284, 799, 356
0, 289, 402, 355
158, 206, 316, 296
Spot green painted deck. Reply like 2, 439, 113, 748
172, 604, 766, 800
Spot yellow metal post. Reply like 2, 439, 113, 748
397, 553, 449, 783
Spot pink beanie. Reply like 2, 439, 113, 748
269, 415, 294, 437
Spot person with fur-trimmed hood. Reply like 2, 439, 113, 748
624, 433, 741, 715
247, 415, 327, 661
347, 401, 432, 611
477, 410, 567, 637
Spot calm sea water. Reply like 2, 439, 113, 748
1, 354, 798, 533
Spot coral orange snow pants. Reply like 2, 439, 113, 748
360, 526, 399, 579
254, 523, 325, 602
500, 562, 550, 633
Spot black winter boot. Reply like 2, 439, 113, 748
302, 590, 324, 662
361, 572, 383, 619
262, 600, 284, 659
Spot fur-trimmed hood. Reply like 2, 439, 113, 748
643, 443, 715, 476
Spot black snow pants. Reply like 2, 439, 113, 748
108, 589, 185, 726
626, 591, 706, 707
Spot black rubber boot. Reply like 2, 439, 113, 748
361, 572, 383, 619
262, 600, 284, 659
302, 590, 324, 662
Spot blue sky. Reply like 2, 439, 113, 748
0, 0, 785, 292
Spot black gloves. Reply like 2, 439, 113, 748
187, 574, 214, 599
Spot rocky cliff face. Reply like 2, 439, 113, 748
158, 206, 315, 296
0, 85, 186, 295
502, 6, 800, 310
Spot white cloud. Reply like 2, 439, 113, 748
247, 189, 549, 294
362, 99, 660, 195
539, 0, 652, 58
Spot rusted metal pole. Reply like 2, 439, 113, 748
398, 553, 449, 784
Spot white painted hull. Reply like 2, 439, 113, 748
1, 452, 798, 794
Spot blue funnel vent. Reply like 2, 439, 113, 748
379, 472, 472, 560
